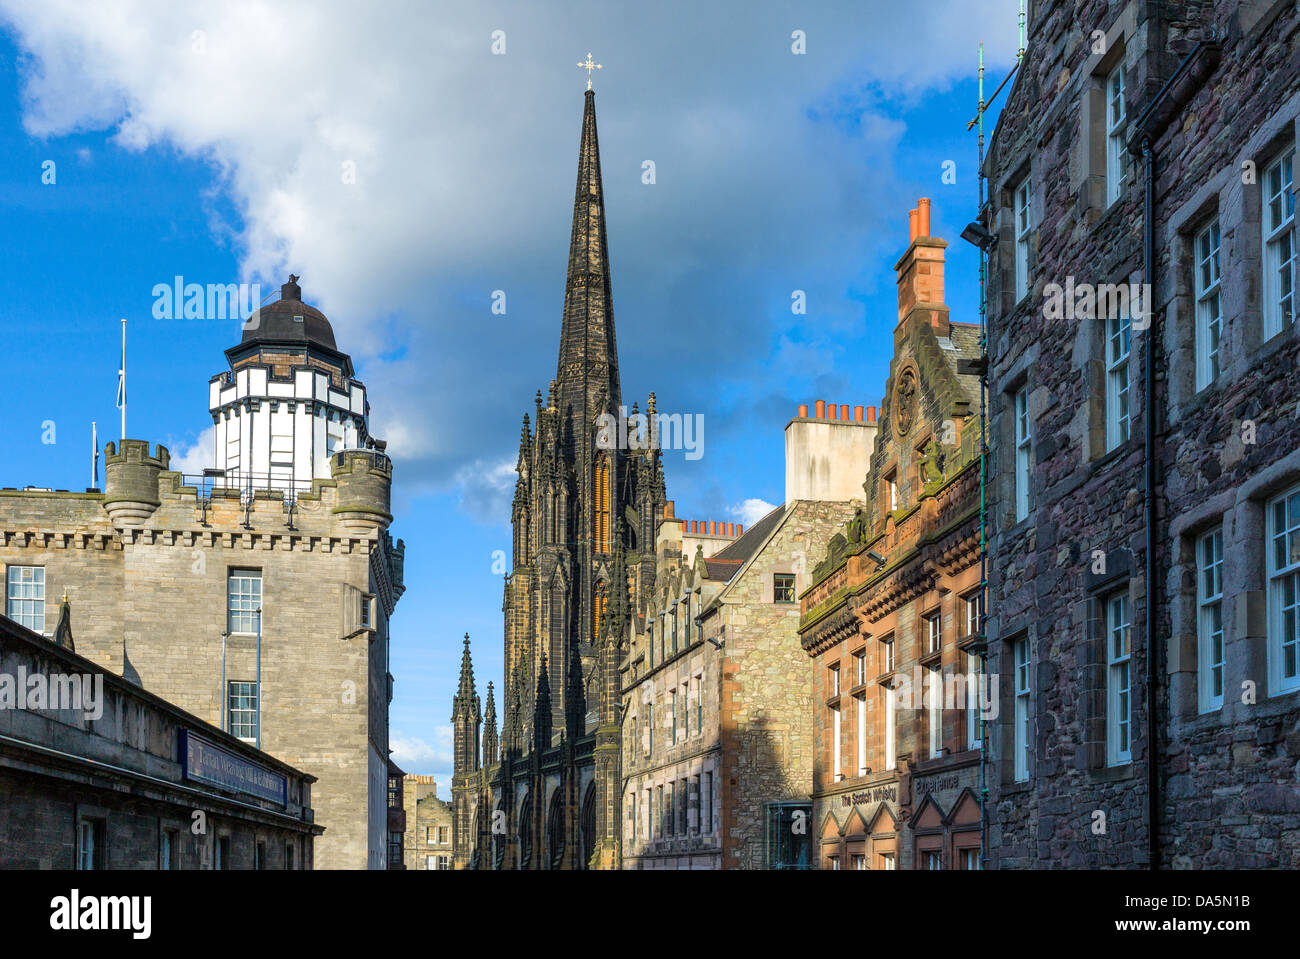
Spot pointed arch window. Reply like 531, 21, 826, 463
594, 458, 612, 553
549, 490, 559, 545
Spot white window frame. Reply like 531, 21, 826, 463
5, 565, 45, 633
228, 680, 259, 743
1014, 637, 1030, 782
1262, 148, 1296, 339
884, 687, 896, 771
856, 693, 867, 777
925, 611, 941, 655
77, 820, 98, 870
881, 635, 895, 674
1267, 484, 1300, 695
832, 703, 842, 781
964, 590, 983, 639
965, 651, 982, 750
830, 662, 841, 697
1106, 593, 1133, 766
1197, 527, 1225, 713
928, 666, 942, 759
1014, 387, 1031, 521
1194, 218, 1223, 390
887, 471, 899, 512
227, 568, 262, 635
854, 650, 866, 687
1105, 310, 1132, 451
692, 673, 702, 735
1014, 174, 1032, 301
1106, 63, 1128, 205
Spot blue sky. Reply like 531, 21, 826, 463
0, 0, 1015, 789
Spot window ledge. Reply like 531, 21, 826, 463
1090, 436, 1139, 475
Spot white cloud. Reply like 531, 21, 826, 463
167, 424, 215, 475
0, 0, 1022, 516
731, 497, 777, 528
390, 727, 453, 772
454, 458, 517, 523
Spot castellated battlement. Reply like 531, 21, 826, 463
328, 450, 393, 532
0, 440, 395, 548
103, 440, 172, 526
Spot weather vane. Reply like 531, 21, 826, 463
577, 52, 602, 90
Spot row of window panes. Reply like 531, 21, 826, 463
635, 772, 713, 841
1011, 148, 1294, 407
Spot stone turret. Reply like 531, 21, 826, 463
330, 449, 393, 532
102, 440, 170, 527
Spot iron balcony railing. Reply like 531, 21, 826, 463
180, 470, 315, 505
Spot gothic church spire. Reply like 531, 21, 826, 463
555, 90, 621, 417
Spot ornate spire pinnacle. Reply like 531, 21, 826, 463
483, 681, 499, 767
566, 627, 586, 740
504, 656, 527, 756
451, 633, 481, 775
555, 88, 621, 416
453, 632, 477, 715
533, 652, 553, 752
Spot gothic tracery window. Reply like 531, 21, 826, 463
595, 457, 611, 554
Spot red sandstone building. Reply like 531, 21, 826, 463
800, 199, 986, 869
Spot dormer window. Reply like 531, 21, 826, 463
293, 314, 304, 323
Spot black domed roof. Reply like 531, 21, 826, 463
240, 276, 337, 351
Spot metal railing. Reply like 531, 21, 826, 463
179, 470, 315, 505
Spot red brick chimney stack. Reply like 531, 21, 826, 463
895, 197, 949, 336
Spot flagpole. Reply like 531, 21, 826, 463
120, 318, 127, 441
91, 421, 98, 489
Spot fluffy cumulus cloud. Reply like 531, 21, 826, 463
730, 497, 778, 528
166, 424, 215, 476
390, 727, 453, 775
0, 0, 1020, 515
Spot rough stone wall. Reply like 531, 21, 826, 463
985, 0, 1300, 868
0, 444, 400, 869
403, 777, 455, 870
0, 619, 318, 869
718, 500, 856, 869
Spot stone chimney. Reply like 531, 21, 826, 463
894, 197, 949, 336
784, 402, 877, 504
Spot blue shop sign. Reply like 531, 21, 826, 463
179, 729, 288, 806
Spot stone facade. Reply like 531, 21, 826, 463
801, 199, 985, 870
0, 614, 320, 869
707, 498, 859, 869
402, 775, 455, 870
620, 504, 733, 869
0, 289, 404, 869
983, 0, 1300, 868
452, 89, 659, 870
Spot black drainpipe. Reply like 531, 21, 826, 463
1128, 29, 1221, 872
1141, 133, 1159, 872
